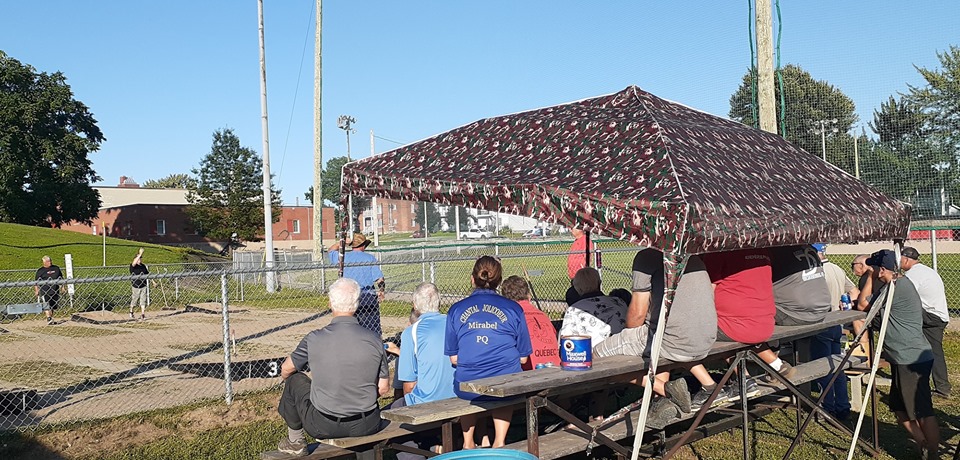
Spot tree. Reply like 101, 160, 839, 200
185, 128, 281, 241
445, 206, 476, 231
304, 156, 368, 230
729, 64, 858, 168
0, 51, 103, 227
414, 202, 442, 233
143, 173, 196, 189
908, 45, 960, 147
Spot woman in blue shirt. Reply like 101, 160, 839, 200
446, 256, 532, 449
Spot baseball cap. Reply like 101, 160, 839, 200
811, 243, 827, 253
866, 249, 897, 271
901, 246, 920, 260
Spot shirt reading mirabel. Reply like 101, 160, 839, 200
460, 304, 510, 331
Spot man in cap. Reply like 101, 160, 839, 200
809, 243, 859, 420
330, 233, 385, 336
900, 246, 951, 398
859, 249, 938, 459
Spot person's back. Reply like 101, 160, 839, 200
770, 245, 831, 325
903, 262, 949, 322
342, 250, 381, 288
399, 312, 456, 404
641, 252, 717, 362
446, 290, 529, 380
871, 277, 933, 366
703, 248, 775, 344
559, 294, 627, 347
517, 299, 561, 370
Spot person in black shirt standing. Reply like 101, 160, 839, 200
130, 248, 149, 320
34, 256, 63, 325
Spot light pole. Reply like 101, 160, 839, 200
337, 115, 356, 232
812, 118, 838, 162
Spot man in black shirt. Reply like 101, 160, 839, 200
34, 256, 63, 325
130, 248, 149, 320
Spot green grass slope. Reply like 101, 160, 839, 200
0, 222, 196, 270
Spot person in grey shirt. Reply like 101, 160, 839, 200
276, 278, 390, 457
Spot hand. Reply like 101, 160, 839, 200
384, 342, 400, 356
378, 290, 385, 301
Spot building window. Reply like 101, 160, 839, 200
155, 219, 166, 236
412, 219, 416, 227
378, 204, 383, 213
292, 220, 301, 234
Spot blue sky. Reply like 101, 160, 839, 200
4, 1, 958, 204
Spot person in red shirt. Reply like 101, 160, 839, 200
502, 276, 561, 370
702, 248, 776, 344
567, 228, 594, 279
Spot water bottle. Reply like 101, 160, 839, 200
840, 293, 852, 311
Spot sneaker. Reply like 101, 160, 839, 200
140, 314, 146, 320
664, 378, 692, 414
933, 390, 951, 399
762, 362, 797, 384
277, 436, 308, 457
646, 397, 680, 430
129, 311, 135, 319
726, 378, 759, 401
691, 384, 731, 411
46, 317, 54, 325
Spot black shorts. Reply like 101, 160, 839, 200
889, 360, 935, 420
39, 292, 60, 310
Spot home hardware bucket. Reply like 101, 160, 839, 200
559, 335, 592, 370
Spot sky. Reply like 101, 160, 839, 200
4, 1, 958, 205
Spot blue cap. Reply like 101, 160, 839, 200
811, 243, 827, 253
866, 249, 897, 271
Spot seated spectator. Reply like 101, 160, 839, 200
809, 243, 859, 421
702, 248, 776, 344
501, 275, 561, 370
275, 278, 389, 457
559, 267, 628, 348
608, 288, 632, 306
593, 249, 718, 415
386, 283, 456, 460
860, 250, 939, 459
445, 256, 532, 449
755, 244, 832, 380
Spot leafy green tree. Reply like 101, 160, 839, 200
185, 128, 281, 241
908, 45, 960, 147
0, 51, 103, 227
143, 173, 196, 189
729, 64, 858, 166
445, 206, 476, 231
414, 202, 442, 233
304, 156, 368, 230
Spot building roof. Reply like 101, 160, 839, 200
95, 186, 189, 209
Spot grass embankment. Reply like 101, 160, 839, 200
0, 222, 203, 271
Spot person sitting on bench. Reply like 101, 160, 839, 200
860, 250, 939, 460
387, 282, 456, 460
559, 267, 628, 348
593, 249, 717, 415
446, 256, 532, 449
275, 278, 389, 458
754, 244, 832, 380
501, 275, 561, 370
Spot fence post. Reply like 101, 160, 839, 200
931, 230, 939, 272
240, 272, 245, 302
595, 243, 603, 281
175, 276, 180, 301
221, 272, 233, 405
495, 242, 500, 257
421, 247, 427, 282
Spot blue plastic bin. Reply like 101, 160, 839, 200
432, 448, 538, 460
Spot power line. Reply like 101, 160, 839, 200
276, 0, 315, 182
372, 134, 406, 146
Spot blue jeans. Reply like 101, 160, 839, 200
809, 325, 850, 418
357, 291, 382, 337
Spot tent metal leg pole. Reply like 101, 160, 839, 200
793, 341, 802, 448
663, 357, 741, 458
868, 332, 880, 454
738, 353, 751, 460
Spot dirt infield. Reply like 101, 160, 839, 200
0, 304, 407, 429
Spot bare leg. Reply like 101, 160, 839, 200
895, 411, 927, 447
918, 416, 940, 454
459, 413, 478, 449
689, 364, 716, 387
755, 347, 777, 365
490, 407, 513, 448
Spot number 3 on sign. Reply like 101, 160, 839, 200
268, 360, 279, 377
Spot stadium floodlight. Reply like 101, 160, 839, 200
812, 118, 839, 162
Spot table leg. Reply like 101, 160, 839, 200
526, 397, 540, 458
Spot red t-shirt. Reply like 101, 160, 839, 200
567, 236, 595, 279
703, 249, 775, 344
517, 300, 561, 370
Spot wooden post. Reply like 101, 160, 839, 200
755, 0, 777, 134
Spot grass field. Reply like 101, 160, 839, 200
0, 223, 208, 271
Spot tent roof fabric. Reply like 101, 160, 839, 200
342, 86, 910, 255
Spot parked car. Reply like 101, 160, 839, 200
522, 228, 547, 238
461, 228, 492, 240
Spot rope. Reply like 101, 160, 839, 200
775, 0, 788, 138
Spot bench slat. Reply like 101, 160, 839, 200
4, 303, 44, 315
318, 421, 441, 448
462, 310, 865, 398
381, 397, 521, 425
500, 353, 866, 460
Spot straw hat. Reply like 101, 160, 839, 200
350, 233, 372, 249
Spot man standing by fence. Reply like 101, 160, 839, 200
901, 246, 952, 398
34, 255, 62, 325
130, 248, 148, 320
330, 233, 385, 336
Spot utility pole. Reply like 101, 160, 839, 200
424, 202, 429, 238
338, 115, 356, 234
755, 0, 777, 134
455, 206, 461, 240
853, 130, 860, 179
813, 119, 839, 162
371, 129, 379, 247
257, 0, 276, 293
313, 0, 323, 268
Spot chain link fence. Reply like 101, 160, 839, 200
1, 236, 955, 431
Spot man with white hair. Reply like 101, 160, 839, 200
34, 255, 63, 325
901, 246, 951, 398
387, 283, 456, 460
275, 278, 389, 457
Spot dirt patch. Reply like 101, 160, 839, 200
32, 419, 173, 459
0, 360, 109, 388
27, 326, 131, 338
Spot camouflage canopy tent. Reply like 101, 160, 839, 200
339, 85, 912, 452
341, 85, 910, 256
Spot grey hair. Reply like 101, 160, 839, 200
329, 278, 361, 313
42, 255, 51, 263
412, 283, 440, 314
